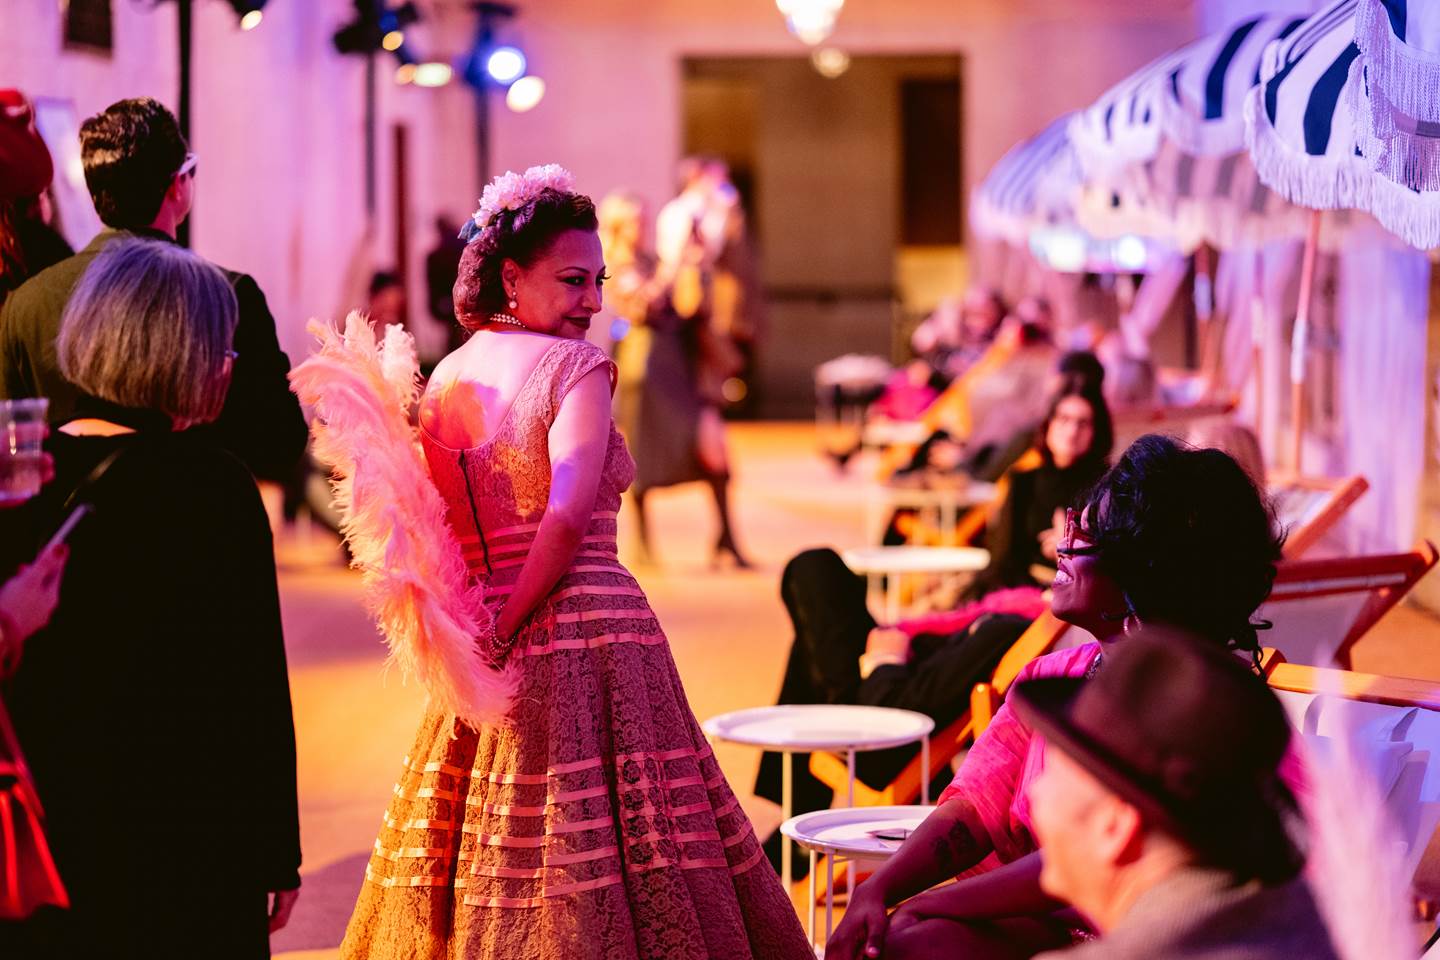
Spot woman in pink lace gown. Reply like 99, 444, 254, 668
341, 168, 812, 958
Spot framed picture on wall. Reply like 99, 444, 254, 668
65, 0, 114, 52
32, 98, 104, 250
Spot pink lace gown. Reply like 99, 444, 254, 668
341, 339, 812, 959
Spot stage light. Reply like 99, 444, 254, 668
414, 62, 454, 87
776, 0, 844, 45
486, 46, 527, 85
224, 0, 268, 30
395, 63, 418, 85
811, 47, 850, 78
505, 75, 545, 112
1114, 234, 1148, 271
382, 30, 405, 51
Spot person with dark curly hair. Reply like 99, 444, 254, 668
828, 433, 1287, 960
340, 166, 813, 960
0, 90, 72, 310
0, 97, 306, 483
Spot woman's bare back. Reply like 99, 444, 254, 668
419, 330, 566, 449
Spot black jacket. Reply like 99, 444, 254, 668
0, 429, 301, 956
0, 228, 308, 482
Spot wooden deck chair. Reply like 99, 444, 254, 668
1259, 649, 1440, 916
875, 339, 1019, 482
1262, 543, 1438, 669
1109, 397, 1238, 453
807, 611, 1072, 806
895, 448, 1042, 548
1268, 473, 1370, 559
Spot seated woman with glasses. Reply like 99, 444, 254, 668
826, 433, 1285, 960
0, 237, 300, 959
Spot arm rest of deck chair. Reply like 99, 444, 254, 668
1268, 474, 1370, 559
1269, 542, 1438, 669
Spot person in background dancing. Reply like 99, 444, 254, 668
602, 188, 750, 568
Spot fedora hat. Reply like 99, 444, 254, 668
1012, 628, 1301, 875
0, 91, 53, 203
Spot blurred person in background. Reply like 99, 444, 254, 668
0, 90, 72, 309
0, 238, 300, 958
0, 96, 306, 484
425, 214, 467, 354
603, 189, 750, 568
911, 287, 1006, 378
366, 270, 407, 330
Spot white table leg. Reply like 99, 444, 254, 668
922, 735, 931, 804
846, 749, 856, 900
808, 849, 817, 946
825, 848, 836, 945
782, 750, 793, 890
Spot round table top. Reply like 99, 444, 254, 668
701, 705, 935, 752
871, 481, 999, 506
780, 805, 935, 860
841, 545, 991, 574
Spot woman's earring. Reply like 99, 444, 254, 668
1123, 611, 1142, 636
508, 295, 518, 309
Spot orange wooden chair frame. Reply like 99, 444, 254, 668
1269, 474, 1370, 559
1267, 541, 1438, 670
808, 611, 1072, 806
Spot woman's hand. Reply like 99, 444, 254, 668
1038, 507, 1066, 562
865, 627, 911, 661
0, 542, 69, 672
268, 887, 300, 933
886, 894, 936, 938
825, 884, 890, 959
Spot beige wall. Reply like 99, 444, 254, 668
3, 0, 477, 361
4, 0, 1196, 363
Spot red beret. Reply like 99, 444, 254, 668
0, 90, 55, 203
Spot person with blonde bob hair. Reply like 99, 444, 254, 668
0, 237, 302, 958
57, 237, 236, 428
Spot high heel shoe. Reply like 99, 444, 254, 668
711, 538, 754, 571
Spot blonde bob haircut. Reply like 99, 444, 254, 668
58, 237, 237, 426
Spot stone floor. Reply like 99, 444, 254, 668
269, 422, 1440, 957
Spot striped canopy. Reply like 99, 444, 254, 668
970, 114, 1083, 246
1073, 15, 1328, 252
1245, 0, 1440, 249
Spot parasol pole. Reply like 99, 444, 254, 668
1250, 255, 1265, 443
1290, 208, 1322, 475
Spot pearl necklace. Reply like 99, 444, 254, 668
487, 312, 528, 330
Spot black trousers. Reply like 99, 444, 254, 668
753, 614, 1030, 871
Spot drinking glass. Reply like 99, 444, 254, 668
0, 398, 48, 506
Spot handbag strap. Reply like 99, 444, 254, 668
60, 445, 129, 516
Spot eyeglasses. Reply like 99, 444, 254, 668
1056, 507, 1102, 559
224, 348, 239, 362
177, 153, 198, 179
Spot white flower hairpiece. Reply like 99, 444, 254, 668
462, 163, 575, 241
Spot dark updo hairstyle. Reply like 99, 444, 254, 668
452, 188, 598, 331
1037, 377, 1113, 472
1079, 434, 1284, 661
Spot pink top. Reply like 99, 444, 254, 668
936, 641, 1309, 878
937, 642, 1102, 872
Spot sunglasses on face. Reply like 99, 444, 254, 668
177, 153, 198, 179
1056, 507, 1102, 559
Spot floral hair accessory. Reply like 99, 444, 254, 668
459, 163, 576, 243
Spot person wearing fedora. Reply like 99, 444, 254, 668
1014, 629, 1338, 959
0, 97, 306, 484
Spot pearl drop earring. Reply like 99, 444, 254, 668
508, 295, 518, 309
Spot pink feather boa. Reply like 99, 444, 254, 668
290, 313, 517, 729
